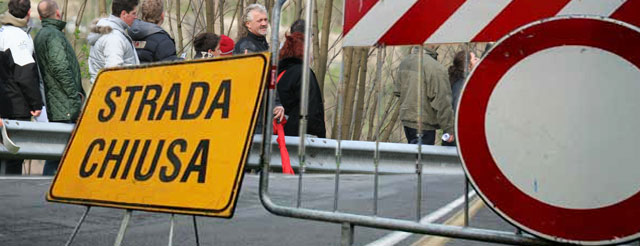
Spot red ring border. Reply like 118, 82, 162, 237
457, 17, 640, 244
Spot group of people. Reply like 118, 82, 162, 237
0, 0, 327, 175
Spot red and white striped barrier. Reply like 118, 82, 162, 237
342, 0, 640, 46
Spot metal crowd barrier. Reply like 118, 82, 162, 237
254, 1, 555, 246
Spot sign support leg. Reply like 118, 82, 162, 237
167, 214, 175, 246
464, 177, 469, 227
113, 209, 132, 246
192, 216, 200, 246
64, 206, 91, 246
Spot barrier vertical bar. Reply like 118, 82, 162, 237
341, 222, 354, 246
64, 206, 90, 246
113, 209, 132, 246
297, 0, 314, 208
463, 43, 470, 227
373, 44, 385, 216
259, 0, 284, 205
334, 60, 345, 212
416, 45, 424, 222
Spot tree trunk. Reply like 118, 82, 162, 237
312, 0, 320, 80
61, 0, 69, 21
314, 0, 332, 94
176, 0, 184, 52
236, 0, 247, 40
98, 0, 107, 17
218, 0, 225, 35
166, 0, 175, 39
351, 48, 368, 140
294, 0, 303, 20
340, 47, 360, 140
381, 101, 401, 142
205, 0, 216, 33
331, 47, 352, 139
366, 85, 378, 141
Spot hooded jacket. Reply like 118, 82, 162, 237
34, 18, 85, 122
0, 11, 44, 119
394, 48, 455, 134
88, 15, 139, 83
128, 19, 178, 63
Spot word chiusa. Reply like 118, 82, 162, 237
79, 80, 233, 183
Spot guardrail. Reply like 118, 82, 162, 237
0, 120, 461, 174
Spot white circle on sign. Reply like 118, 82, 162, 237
485, 45, 640, 209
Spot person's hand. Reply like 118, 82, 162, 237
446, 133, 455, 143
273, 106, 285, 122
30, 110, 42, 117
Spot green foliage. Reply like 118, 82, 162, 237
74, 28, 91, 79
0, 0, 6, 14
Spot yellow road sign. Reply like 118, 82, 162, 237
48, 53, 270, 218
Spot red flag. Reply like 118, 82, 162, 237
273, 118, 294, 175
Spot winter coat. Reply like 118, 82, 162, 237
394, 49, 455, 134
34, 18, 85, 122
88, 15, 139, 83
233, 31, 269, 55
277, 57, 326, 138
450, 78, 464, 113
0, 11, 44, 119
128, 19, 179, 63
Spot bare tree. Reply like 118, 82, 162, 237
98, 0, 107, 17
236, 0, 247, 40
218, 0, 225, 35
340, 47, 360, 140
351, 47, 369, 140
205, 0, 215, 32
294, 0, 303, 20
176, 0, 184, 51
313, 0, 332, 94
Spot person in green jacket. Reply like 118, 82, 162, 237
394, 47, 455, 146
34, 0, 85, 175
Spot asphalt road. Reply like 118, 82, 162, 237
0, 169, 521, 246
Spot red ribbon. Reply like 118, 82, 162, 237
273, 118, 294, 175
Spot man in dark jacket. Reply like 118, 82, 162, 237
128, 0, 178, 63
233, 3, 269, 55
34, 0, 85, 175
0, 0, 44, 175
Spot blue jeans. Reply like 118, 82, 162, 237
43, 160, 60, 176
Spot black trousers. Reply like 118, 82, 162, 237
403, 126, 456, 146
403, 126, 436, 145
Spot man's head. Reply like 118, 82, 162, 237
140, 0, 163, 25
8, 0, 31, 20
37, 0, 60, 20
243, 3, 268, 36
112, 0, 139, 26
193, 32, 220, 58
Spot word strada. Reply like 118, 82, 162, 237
80, 138, 209, 183
98, 80, 231, 122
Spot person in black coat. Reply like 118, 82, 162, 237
277, 30, 326, 138
128, 0, 179, 63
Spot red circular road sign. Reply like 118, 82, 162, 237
457, 16, 640, 245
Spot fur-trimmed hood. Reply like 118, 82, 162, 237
0, 11, 28, 28
87, 15, 130, 46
